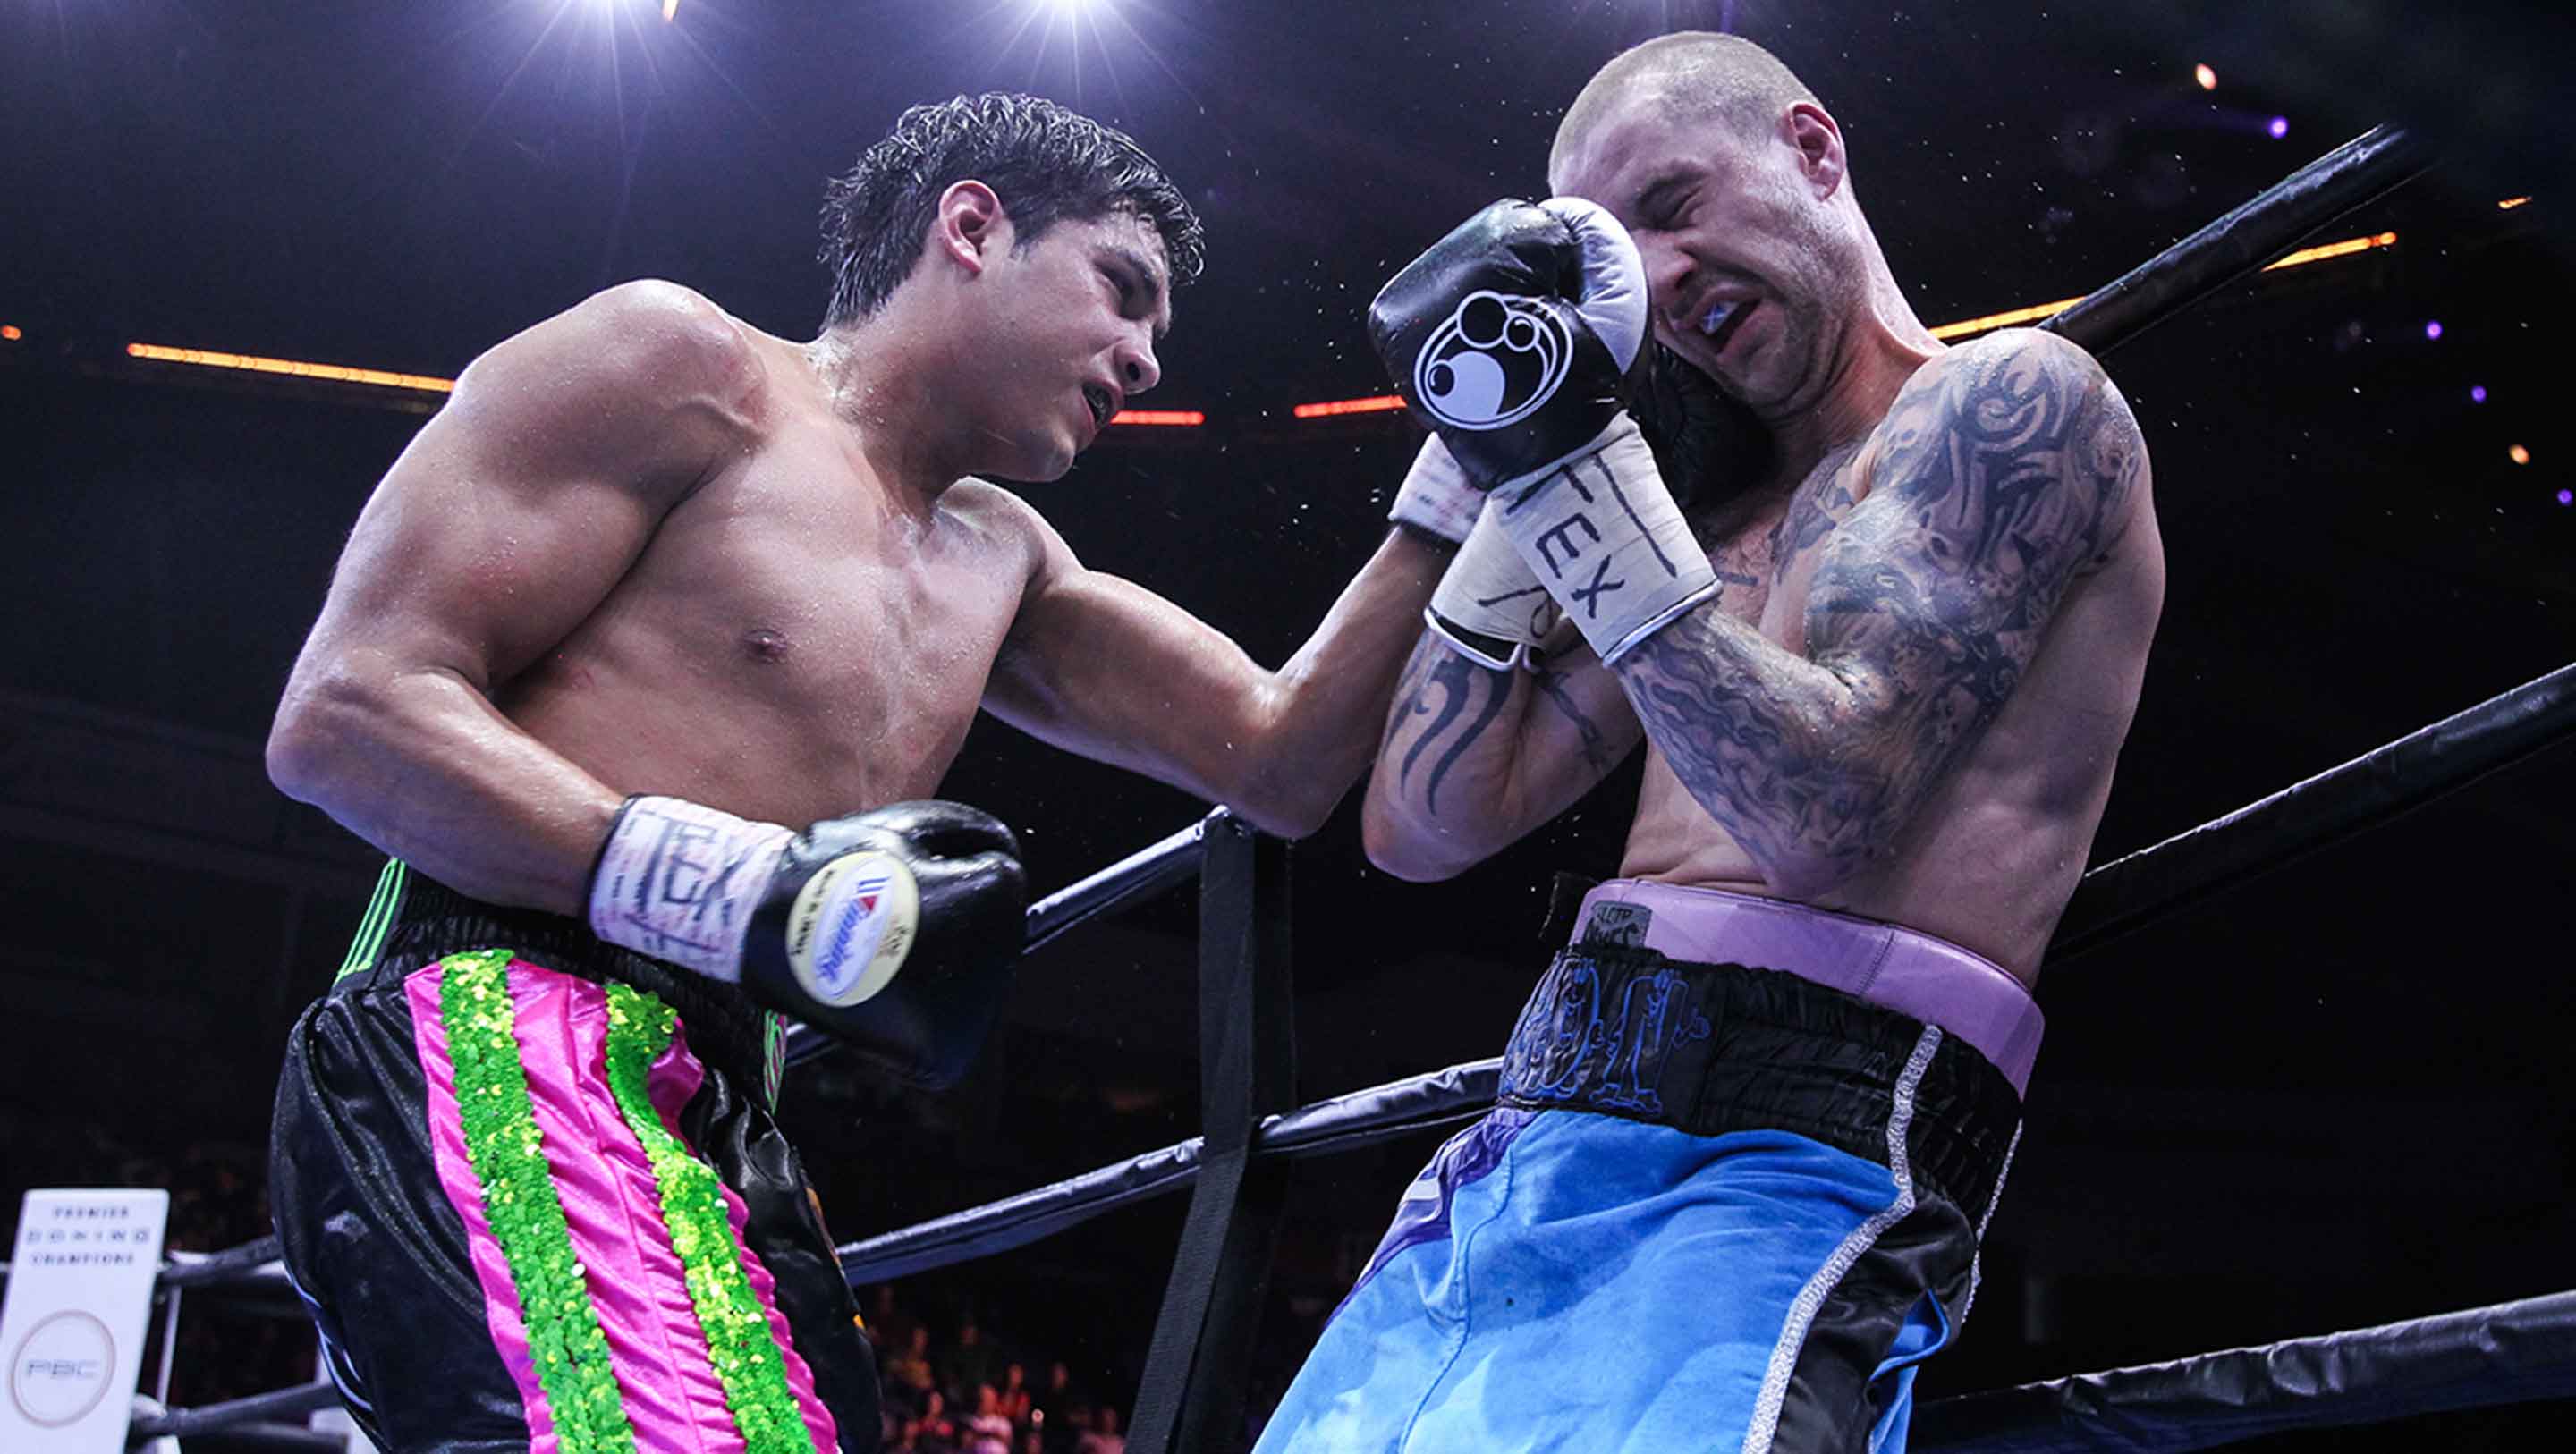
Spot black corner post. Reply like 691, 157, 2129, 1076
1127, 810, 1296, 1453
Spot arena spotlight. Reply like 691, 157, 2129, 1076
2193, 63, 2217, 90
1293, 395, 1408, 419
2498, 196, 2532, 210
2508, 445, 2531, 466
2472, 385, 2489, 403
2267, 116, 2290, 139
0, 325, 20, 342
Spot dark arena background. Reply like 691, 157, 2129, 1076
5, 2, 2574, 1450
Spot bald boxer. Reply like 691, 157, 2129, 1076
1258, 35, 2161, 1453
266, 93, 1462, 1454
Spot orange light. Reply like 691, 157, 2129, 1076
1292, 394, 1408, 419
2193, 63, 2217, 91
124, 342, 454, 394
1928, 295, 2088, 342
2261, 231, 2397, 271
2498, 196, 2532, 210
2509, 444, 2531, 466
0, 325, 20, 342
1108, 409, 1204, 427
1927, 230, 2397, 344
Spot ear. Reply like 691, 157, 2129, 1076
1781, 102, 1845, 200
934, 180, 1008, 276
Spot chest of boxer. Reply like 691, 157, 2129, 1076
1624, 430, 2158, 979
496, 439, 1026, 824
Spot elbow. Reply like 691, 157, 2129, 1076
266, 669, 383, 807
1230, 784, 1338, 843
1360, 797, 1470, 883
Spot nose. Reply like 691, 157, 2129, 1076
1114, 333, 1160, 397
1640, 234, 1693, 325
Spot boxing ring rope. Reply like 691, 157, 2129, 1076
1911, 1291, 2576, 1453
815, 662, 2576, 1288
784, 809, 1220, 1068
88, 123, 2576, 1448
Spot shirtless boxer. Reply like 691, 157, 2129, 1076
264, 93, 1464, 1453
1256, 35, 2162, 1453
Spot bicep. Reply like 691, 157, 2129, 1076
1804, 332, 2146, 776
983, 558, 1278, 794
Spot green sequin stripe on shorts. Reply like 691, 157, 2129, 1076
440, 949, 640, 1454
600, 982, 818, 1453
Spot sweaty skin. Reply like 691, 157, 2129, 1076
1365, 87, 2162, 985
271, 197, 1443, 917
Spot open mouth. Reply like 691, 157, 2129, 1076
1697, 298, 1757, 357
1081, 384, 1115, 431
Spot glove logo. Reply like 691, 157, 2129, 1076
784, 852, 920, 1008
1414, 291, 1572, 432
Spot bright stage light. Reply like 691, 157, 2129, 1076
2509, 445, 2531, 466
2194, 63, 2217, 90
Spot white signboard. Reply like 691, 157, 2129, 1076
0, 1189, 170, 1452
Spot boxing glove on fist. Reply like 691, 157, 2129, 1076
588, 795, 1027, 1087
1373, 198, 1723, 664
1368, 197, 1649, 488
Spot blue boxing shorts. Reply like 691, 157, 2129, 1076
1253, 880, 2038, 1454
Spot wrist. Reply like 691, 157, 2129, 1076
587, 795, 794, 979
1386, 435, 1486, 544
1426, 492, 1555, 671
1491, 415, 1718, 664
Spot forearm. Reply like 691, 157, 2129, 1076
267, 663, 622, 914
1365, 631, 1537, 876
1232, 527, 1450, 832
1612, 603, 1895, 896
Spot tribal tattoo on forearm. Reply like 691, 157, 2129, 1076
1621, 333, 2146, 883
1384, 634, 1511, 816
1532, 662, 1620, 775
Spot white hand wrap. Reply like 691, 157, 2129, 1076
1425, 494, 1556, 671
1387, 435, 1487, 544
586, 795, 793, 979
1491, 415, 1718, 664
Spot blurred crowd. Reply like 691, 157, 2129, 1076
860, 1284, 1130, 1454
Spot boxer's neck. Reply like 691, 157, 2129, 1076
1763, 238, 1940, 481
806, 308, 973, 507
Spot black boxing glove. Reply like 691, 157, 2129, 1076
587, 795, 1026, 1087
1625, 339, 1773, 512
1374, 197, 1723, 664
1368, 197, 1647, 489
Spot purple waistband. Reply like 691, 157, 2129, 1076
1572, 880, 2044, 1095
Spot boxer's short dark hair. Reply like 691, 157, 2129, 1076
819, 92, 1205, 328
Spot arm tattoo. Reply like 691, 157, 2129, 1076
1532, 663, 1619, 775
1622, 333, 2144, 883
1383, 634, 1512, 816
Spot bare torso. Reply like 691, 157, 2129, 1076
1621, 418, 2165, 983
493, 325, 1034, 827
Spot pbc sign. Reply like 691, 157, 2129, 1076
12, 1311, 114, 1427
0, 1189, 168, 1451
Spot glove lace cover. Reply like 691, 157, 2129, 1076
1493, 416, 1718, 664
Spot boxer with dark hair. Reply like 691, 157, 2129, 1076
266, 92, 1453, 1453
1260, 34, 2163, 1452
